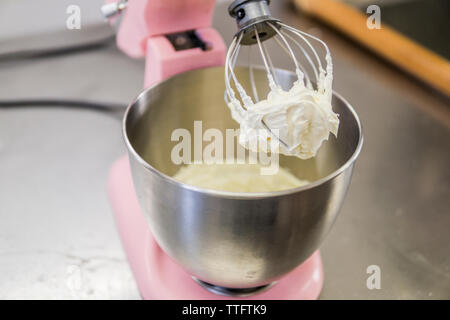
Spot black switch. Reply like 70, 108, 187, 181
165, 30, 208, 51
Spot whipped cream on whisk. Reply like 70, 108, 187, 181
226, 47, 339, 159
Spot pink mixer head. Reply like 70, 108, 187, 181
106, 0, 217, 58
104, 0, 226, 87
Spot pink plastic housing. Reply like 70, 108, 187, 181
106, 0, 226, 87
106, 0, 217, 58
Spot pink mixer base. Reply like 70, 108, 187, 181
108, 156, 324, 300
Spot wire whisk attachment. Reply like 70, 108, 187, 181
225, 0, 338, 159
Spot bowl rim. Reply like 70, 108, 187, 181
122, 66, 364, 200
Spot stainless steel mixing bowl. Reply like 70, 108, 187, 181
123, 66, 363, 291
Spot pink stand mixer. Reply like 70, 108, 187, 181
104, 0, 363, 299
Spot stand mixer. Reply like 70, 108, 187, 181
105, 0, 363, 299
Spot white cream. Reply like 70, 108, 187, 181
173, 163, 308, 192
227, 53, 339, 159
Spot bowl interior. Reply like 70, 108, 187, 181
125, 66, 361, 185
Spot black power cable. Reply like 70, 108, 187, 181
0, 98, 127, 113
0, 34, 127, 115
0, 35, 116, 62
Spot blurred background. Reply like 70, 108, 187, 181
0, 0, 449, 299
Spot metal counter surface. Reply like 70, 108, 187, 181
0, 0, 449, 299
